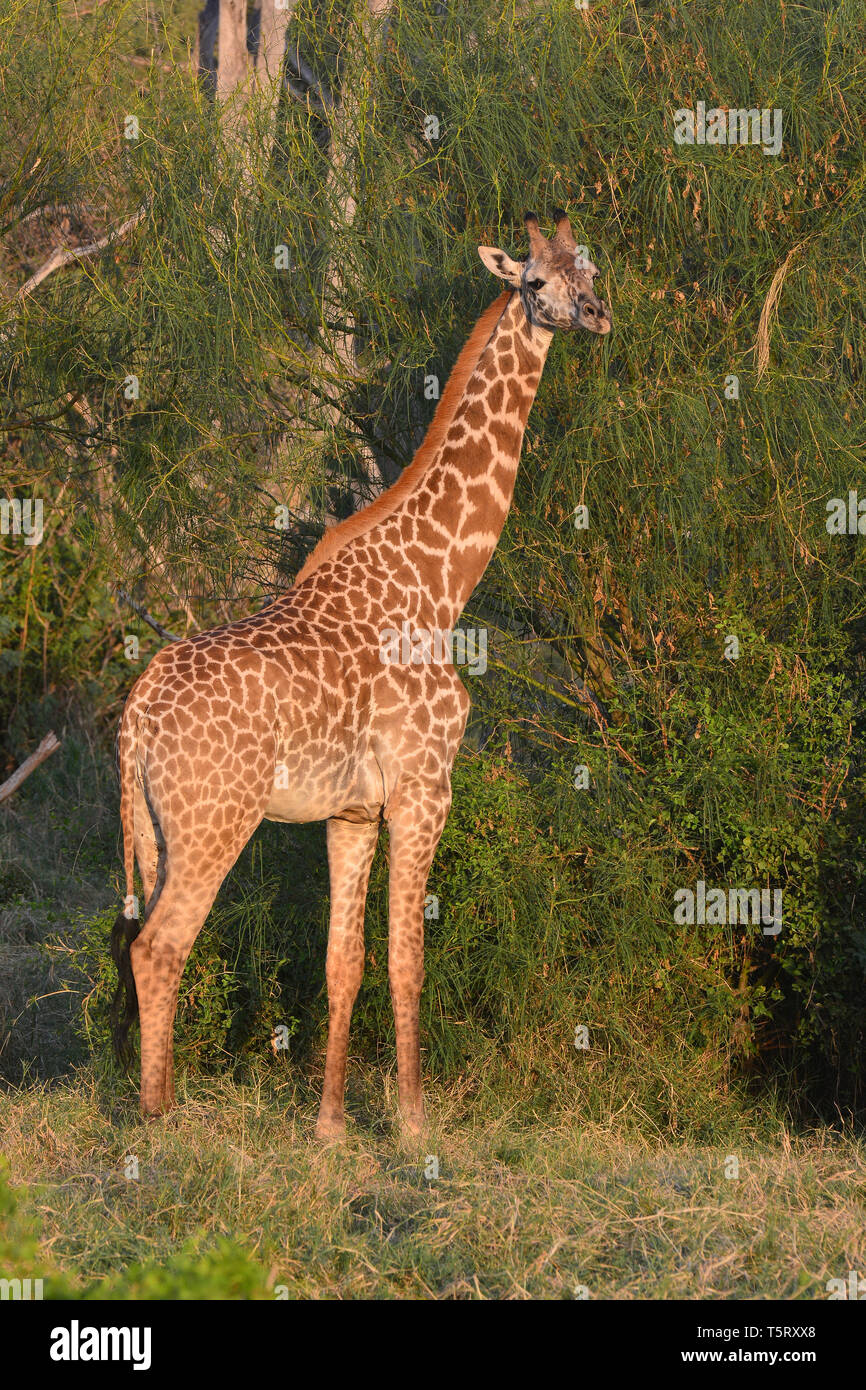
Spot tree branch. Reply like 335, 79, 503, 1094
116, 589, 182, 643
0, 732, 61, 804
15, 207, 147, 302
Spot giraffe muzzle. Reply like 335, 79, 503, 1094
576, 293, 612, 335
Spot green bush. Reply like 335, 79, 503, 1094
72, 887, 291, 1074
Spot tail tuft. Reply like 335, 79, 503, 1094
109, 910, 141, 1070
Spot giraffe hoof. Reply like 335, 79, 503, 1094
315, 1114, 346, 1142
399, 1110, 426, 1139
140, 1099, 174, 1119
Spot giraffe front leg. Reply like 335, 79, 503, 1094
385, 781, 451, 1137
316, 817, 380, 1140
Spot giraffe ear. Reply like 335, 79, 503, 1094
478, 246, 523, 288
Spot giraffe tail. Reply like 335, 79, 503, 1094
110, 706, 141, 1070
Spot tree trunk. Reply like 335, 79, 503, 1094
216, 0, 251, 103
208, 1, 294, 120
320, 0, 393, 508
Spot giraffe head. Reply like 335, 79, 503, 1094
478, 209, 611, 335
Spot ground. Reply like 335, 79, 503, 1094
2, 1067, 864, 1299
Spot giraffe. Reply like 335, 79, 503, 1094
110, 209, 611, 1138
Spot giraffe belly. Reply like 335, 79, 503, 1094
262, 754, 385, 825
263, 786, 355, 823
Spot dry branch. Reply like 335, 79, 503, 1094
0, 732, 60, 804
15, 207, 147, 302
116, 590, 182, 643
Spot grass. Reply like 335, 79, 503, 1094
1, 1065, 864, 1299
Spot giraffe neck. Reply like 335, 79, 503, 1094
401, 291, 552, 630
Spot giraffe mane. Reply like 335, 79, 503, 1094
293, 290, 514, 584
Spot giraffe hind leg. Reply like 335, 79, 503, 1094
126, 729, 274, 1115
129, 798, 263, 1116
129, 855, 234, 1116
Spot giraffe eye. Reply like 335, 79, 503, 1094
528, 278, 546, 291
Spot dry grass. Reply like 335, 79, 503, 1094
2, 1066, 864, 1299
